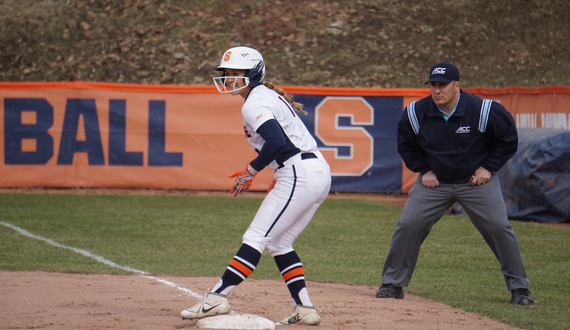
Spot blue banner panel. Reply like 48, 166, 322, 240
294, 94, 403, 193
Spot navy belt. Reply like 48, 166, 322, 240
301, 152, 318, 160
278, 152, 317, 169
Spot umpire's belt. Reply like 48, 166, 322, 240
278, 152, 318, 169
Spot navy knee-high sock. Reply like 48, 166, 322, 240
274, 250, 313, 306
212, 244, 261, 296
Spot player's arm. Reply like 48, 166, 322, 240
228, 119, 285, 197
249, 119, 285, 171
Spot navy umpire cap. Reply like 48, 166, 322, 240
424, 62, 460, 84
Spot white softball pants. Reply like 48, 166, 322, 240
242, 152, 331, 257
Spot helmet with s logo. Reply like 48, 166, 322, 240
213, 46, 265, 93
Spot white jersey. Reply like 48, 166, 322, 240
242, 85, 318, 169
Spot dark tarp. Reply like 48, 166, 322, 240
498, 128, 570, 223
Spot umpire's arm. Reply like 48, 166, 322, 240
481, 102, 519, 172
397, 109, 430, 175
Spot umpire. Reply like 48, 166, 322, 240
376, 62, 533, 305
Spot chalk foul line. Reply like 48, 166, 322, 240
0, 221, 202, 299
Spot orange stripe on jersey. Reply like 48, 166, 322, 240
230, 259, 253, 277
282, 267, 304, 282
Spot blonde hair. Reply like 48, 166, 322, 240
263, 82, 308, 115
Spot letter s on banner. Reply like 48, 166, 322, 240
315, 97, 373, 176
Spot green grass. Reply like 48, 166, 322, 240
0, 193, 568, 330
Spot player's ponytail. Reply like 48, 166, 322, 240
263, 82, 308, 115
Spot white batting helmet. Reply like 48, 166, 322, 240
213, 46, 266, 93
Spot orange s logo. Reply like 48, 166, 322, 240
224, 51, 232, 61
315, 97, 374, 176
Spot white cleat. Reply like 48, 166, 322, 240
276, 305, 320, 326
180, 292, 231, 320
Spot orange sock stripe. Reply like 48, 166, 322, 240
282, 267, 304, 282
229, 259, 253, 277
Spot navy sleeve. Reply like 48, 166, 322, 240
481, 102, 518, 172
249, 119, 286, 171
397, 108, 431, 174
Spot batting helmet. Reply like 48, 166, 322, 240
213, 46, 265, 93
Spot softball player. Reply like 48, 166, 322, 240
181, 46, 331, 325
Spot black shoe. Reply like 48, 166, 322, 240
510, 288, 533, 305
376, 284, 404, 299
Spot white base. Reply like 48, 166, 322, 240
196, 311, 276, 330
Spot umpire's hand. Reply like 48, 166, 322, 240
470, 166, 491, 186
421, 170, 440, 188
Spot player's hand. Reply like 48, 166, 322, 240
228, 164, 258, 197
267, 179, 277, 193
470, 166, 491, 186
421, 170, 439, 188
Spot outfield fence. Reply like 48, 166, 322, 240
1, 82, 569, 193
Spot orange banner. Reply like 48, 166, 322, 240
468, 86, 570, 129
1, 82, 569, 193
0, 83, 277, 190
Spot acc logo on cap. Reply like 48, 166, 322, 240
431, 67, 447, 75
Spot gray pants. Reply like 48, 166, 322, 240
381, 174, 529, 291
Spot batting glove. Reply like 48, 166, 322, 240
228, 164, 258, 197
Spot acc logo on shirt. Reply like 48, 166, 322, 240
455, 126, 470, 133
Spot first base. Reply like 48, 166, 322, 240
196, 311, 275, 330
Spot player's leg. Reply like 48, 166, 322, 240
180, 243, 262, 319
269, 204, 325, 326
268, 201, 324, 304
181, 164, 319, 320
378, 177, 454, 298
456, 175, 532, 304
266, 162, 329, 290
211, 243, 262, 295
243, 160, 330, 252
265, 161, 329, 325
181, 188, 278, 320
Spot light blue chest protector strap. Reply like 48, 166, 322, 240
406, 99, 493, 134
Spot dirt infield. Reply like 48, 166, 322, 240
0, 271, 522, 330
